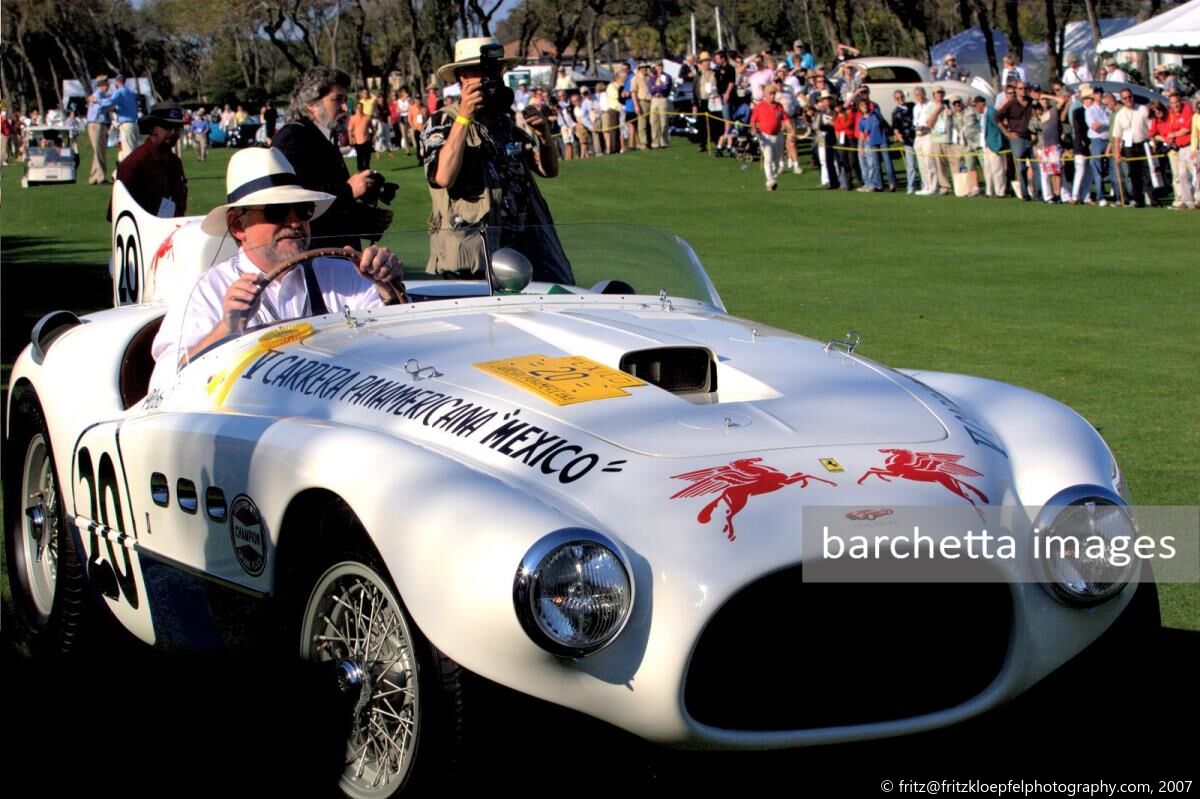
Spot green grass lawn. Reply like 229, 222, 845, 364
2, 136, 1197, 628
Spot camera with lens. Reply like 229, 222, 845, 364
478, 43, 505, 98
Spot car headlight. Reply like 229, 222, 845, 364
513, 529, 633, 657
1033, 485, 1139, 607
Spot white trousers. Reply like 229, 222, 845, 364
914, 134, 935, 191
117, 121, 139, 162
759, 133, 781, 185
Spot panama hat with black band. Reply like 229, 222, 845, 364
201, 148, 335, 235
436, 36, 521, 83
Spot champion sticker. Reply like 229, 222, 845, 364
474, 354, 645, 406
229, 495, 267, 577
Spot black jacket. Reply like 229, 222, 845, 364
272, 118, 362, 250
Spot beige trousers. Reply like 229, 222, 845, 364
650, 97, 669, 147
914, 134, 935, 191
117, 121, 138, 162
87, 122, 109, 183
983, 149, 1007, 197
636, 99, 651, 148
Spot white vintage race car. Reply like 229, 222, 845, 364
4, 185, 1158, 796
850, 56, 996, 120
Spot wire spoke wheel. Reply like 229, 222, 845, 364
18, 432, 60, 620
300, 562, 420, 799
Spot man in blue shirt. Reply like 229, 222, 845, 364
85, 74, 113, 184
189, 108, 211, 162
102, 73, 141, 164
786, 41, 816, 73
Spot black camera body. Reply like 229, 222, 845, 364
478, 43, 505, 99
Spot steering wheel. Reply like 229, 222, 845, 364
262, 247, 362, 283
262, 247, 406, 304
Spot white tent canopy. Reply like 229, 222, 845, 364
1097, 0, 1200, 52
932, 18, 1135, 86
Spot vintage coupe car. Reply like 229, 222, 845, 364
850, 56, 996, 120
4, 184, 1156, 796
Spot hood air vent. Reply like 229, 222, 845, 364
619, 347, 716, 395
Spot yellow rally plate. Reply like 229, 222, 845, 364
474, 354, 645, 406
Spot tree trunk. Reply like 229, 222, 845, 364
233, 36, 253, 91
1131, 0, 1161, 79
1, 57, 12, 112
839, 0, 854, 49
970, 0, 1000, 85
802, 0, 814, 48
49, 59, 63, 111
12, 23, 46, 116
819, 0, 842, 60
1044, 0, 1059, 85
958, 0, 973, 31
1004, 0, 1022, 62
1082, 0, 1101, 73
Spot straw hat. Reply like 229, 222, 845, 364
698, 51, 711, 62
201, 148, 335, 235
436, 36, 520, 83
1078, 83, 1094, 99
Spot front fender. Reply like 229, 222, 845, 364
900, 370, 1120, 507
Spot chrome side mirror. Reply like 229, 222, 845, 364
489, 247, 533, 293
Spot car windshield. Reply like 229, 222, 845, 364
351, 223, 721, 307
26, 128, 73, 162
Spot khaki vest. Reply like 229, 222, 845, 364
426, 104, 541, 275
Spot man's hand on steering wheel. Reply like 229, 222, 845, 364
348, 245, 408, 304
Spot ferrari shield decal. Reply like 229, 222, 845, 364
819, 457, 844, 473
670, 458, 836, 542
474, 354, 645, 406
857, 449, 989, 508
229, 495, 267, 577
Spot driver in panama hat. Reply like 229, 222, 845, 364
149, 147, 406, 390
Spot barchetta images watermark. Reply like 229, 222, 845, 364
799, 506, 1200, 583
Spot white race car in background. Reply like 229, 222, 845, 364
850, 56, 996, 119
4, 184, 1158, 797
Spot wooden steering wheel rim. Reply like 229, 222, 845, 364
262, 247, 362, 284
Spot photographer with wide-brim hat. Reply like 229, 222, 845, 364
420, 36, 573, 284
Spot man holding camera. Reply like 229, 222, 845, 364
273, 66, 394, 249
420, 37, 573, 284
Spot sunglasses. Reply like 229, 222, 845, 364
247, 202, 317, 224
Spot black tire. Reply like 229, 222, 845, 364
291, 509, 465, 798
3, 389, 91, 657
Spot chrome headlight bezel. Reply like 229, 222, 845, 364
512, 529, 634, 658
1033, 485, 1139, 608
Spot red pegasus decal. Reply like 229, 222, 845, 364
670, 457, 836, 542
857, 449, 989, 508
151, 229, 178, 274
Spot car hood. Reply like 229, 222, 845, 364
214, 303, 949, 458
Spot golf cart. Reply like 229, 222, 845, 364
21, 124, 79, 187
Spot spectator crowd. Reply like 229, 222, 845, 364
3, 37, 1196, 212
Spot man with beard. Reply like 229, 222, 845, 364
108, 103, 189, 221
149, 148, 406, 389
420, 36, 573, 284
273, 66, 392, 249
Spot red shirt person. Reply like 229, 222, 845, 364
108, 102, 188, 221
748, 84, 795, 190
